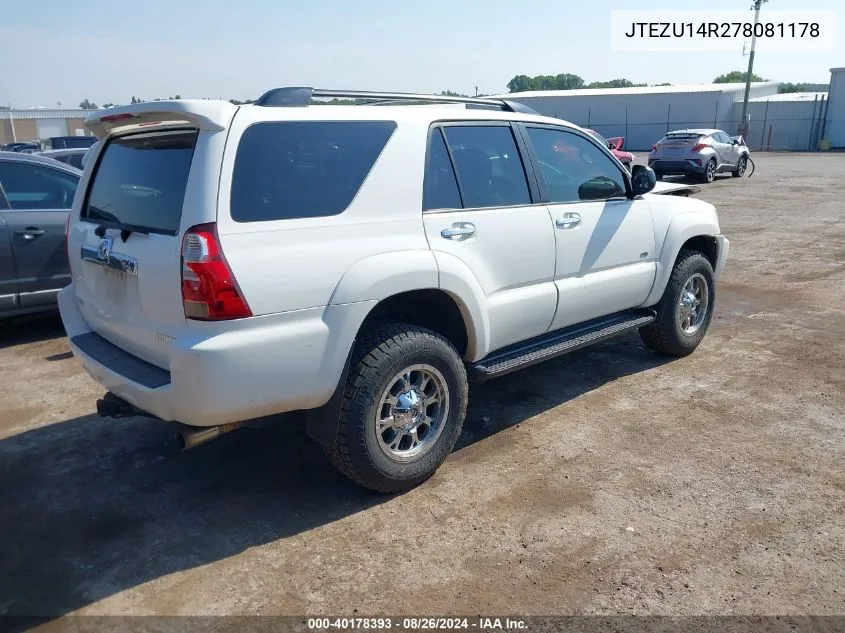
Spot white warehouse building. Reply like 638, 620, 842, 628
746, 91, 830, 151
497, 82, 779, 151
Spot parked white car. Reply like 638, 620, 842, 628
59, 89, 729, 493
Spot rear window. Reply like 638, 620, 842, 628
83, 129, 198, 235
230, 121, 396, 222
660, 133, 703, 143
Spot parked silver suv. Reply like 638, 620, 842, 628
648, 129, 750, 183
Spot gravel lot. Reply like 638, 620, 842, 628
1, 153, 843, 624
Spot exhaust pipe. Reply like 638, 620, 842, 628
175, 421, 245, 450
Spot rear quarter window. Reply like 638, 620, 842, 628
229, 121, 397, 222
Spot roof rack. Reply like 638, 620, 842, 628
252, 87, 539, 115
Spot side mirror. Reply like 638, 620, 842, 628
579, 176, 625, 201
630, 164, 657, 196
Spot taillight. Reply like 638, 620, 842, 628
180, 223, 252, 320
100, 113, 137, 123
691, 143, 707, 152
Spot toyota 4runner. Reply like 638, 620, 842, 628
59, 88, 729, 493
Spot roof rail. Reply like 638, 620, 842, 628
252, 87, 539, 114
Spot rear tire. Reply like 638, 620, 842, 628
639, 249, 716, 357
324, 322, 468, 494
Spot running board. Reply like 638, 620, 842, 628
469, 310, 656, 381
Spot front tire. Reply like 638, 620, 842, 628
639, 249, 716, 357
324, 322, 468, 494
732, 155, 747, 177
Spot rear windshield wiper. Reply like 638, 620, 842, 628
94, 222, 151, 242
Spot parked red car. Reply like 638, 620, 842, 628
584, 129, 635, 170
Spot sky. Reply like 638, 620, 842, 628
0, 0, 841, 108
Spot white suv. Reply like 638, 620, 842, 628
59, 88, 729, 493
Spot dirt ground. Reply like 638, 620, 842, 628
0, 153, 843, 624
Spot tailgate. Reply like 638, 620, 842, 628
71, 126, 205, 369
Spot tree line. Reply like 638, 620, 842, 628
506, 71, 828, 94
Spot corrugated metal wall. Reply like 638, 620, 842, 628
825, 69, 845, 148
506, 84, 779, 150
743, 97, 829, 151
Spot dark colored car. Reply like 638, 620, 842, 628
0, 151, 81, 317
2, 141, 41, 153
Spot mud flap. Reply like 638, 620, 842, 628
304, 343, 354, 448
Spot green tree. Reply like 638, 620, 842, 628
778, 82, 828, 93
555, 73, 584, 90
507, 73, 589, 92
440, 90, 468, 97
778, 82, 807, 93
78, 98, 98, 110
713, 71, 764, 83
585, 78, 646, 89
507, 75, 536, 93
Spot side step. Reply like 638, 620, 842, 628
469, 310, 656, 381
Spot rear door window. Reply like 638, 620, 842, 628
82, 129, 198, 235
230, 121, 397, 222
0, 161, 79, 210
440, 125, 531, 208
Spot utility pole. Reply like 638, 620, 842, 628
739, 0, 768, 135
8, 102, 16, 143
474, 86, 479, 97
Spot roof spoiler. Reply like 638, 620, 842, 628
85, 100, 239, 138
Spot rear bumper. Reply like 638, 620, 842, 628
649, 159, 705, 175
58, 285, 375, 427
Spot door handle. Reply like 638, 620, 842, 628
555, 213, 581, 229
441, 222, 476, 240
15, 228, 45, 240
